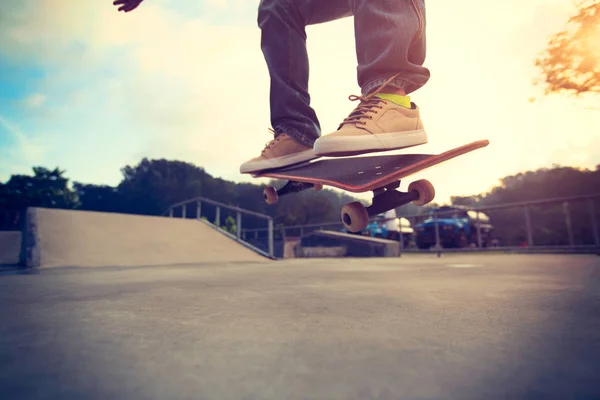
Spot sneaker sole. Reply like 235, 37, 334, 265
314, 130, 428, 157
239, 149, 318, 174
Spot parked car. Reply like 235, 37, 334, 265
414, 205, 493, 249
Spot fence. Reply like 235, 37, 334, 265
164, 196, 275, 258
240, 193, 600, 255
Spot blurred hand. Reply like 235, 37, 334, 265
113, 0, 145, 12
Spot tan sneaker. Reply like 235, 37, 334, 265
313, 93, 427, 157
239, 132, 317, 174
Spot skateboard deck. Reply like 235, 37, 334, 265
254, 140, 489, 193
253, 139, 489, 232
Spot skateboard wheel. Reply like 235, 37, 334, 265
408, 179, 435, 206
313, 183, 323, 192
341, 202, 369, 233
263, 186, 278, 204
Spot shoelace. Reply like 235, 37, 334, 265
338, 94, 385, 128
338, 72, 404, 129
261, 128, 282, 155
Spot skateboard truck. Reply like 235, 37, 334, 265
263, 178, 434, 233
263, 181, 323, 204
340, 179, 434, 232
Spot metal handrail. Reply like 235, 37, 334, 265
163, 196, 271, 220
164, 195, 275, 258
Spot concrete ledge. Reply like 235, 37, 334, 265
299, 230, 400, 257
298, 246, 347, 258
0, 231, 21, 265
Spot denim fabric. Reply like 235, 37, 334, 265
257, 0, 430, 146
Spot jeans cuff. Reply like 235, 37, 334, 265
274, 125, 317, 147
362, 77, 411, 95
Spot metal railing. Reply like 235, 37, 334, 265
164, 196, 275, 258
240, 193, 600, 256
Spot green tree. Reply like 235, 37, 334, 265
534, 1, 600, 98
117, 158, 208, 215
223, 216, 237, 235
0, 167, 79, 210
74, 183, 123, 213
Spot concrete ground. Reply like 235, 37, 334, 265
1, 254, 599, 399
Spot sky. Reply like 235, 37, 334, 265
1, 0, 599, 205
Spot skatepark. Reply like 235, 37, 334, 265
1, 207, 599, 399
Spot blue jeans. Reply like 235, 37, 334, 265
258, 0, 430, 147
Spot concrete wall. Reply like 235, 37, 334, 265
298, 230, 400, 257
0, 231, 21, 265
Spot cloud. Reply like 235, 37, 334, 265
22, 93, 46, 108
0, 0, 270, 184
0, 116, 42, 159
0, 115, 47, 180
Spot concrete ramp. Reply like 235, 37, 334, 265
26, 208, 268, 268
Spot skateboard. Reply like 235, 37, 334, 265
252, 140, 489, 233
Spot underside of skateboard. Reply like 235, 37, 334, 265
262, 178, 435, 233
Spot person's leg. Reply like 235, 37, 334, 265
314, 0, 430, 157
357, 0, 429, 95
240, 0, 352, 173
